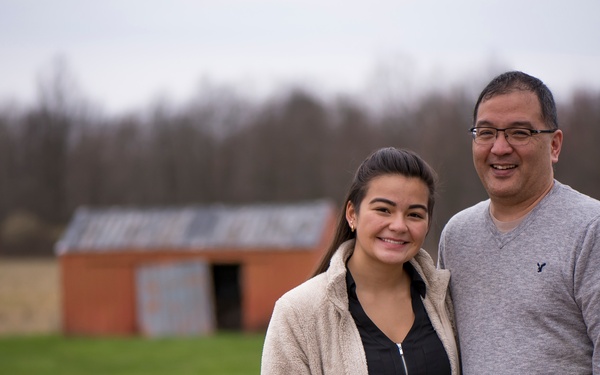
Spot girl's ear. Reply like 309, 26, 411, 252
345, 201, 356, 229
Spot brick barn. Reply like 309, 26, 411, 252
55, 200, 336, 337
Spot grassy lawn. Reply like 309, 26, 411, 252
0, 332, 265, 375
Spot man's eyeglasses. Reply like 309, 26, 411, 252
469, 126, 557, 146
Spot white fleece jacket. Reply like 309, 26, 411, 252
261, 240, 460, 375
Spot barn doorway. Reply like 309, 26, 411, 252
211, 264, 242, 330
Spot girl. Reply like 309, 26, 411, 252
261, 147, 459, 375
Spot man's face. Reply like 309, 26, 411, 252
472, 90, 562, 207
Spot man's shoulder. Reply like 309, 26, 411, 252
555, 181, 600, 202
445, 200, 489, 227
552, 181, 600, 216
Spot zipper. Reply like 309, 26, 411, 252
397, 343, 409, 375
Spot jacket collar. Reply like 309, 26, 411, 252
325, 240, 355, 311
325, 239, 450, 309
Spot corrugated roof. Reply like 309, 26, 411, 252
55, 200, 336, 255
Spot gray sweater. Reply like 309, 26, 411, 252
262, 239, 460, 375
439, 180, 600, 374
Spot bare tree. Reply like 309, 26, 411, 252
556, 90, 600, 199
1, 60, 599, 257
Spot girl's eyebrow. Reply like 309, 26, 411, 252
369, 197, 396, 206
409, 204, 428, 211
368, 197, 427, 211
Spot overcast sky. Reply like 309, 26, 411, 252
1, 0, 599, 114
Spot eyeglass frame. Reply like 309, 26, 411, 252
469, 126, 557, 146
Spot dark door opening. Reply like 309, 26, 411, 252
211, 264, 242, 330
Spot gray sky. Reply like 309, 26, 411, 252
1, 0, 599, 114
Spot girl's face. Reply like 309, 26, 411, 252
346, 174, 429, 268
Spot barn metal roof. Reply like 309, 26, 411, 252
55, 200, 336, 255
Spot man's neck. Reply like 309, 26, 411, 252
490, 180, 554, 222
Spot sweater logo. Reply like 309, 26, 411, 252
537, 262, 547, 273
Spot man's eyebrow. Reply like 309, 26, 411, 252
510, 121, 534, 128
475, 120, 492, 127
475, 120, 534, 128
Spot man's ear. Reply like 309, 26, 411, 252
551, 129, 563, 164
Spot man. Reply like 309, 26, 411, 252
438, 71, 600, 374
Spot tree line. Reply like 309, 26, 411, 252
1, 67, 599, 256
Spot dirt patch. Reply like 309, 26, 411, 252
0, 258, 61, 335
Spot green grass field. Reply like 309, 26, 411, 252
0, 332, 266, 375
